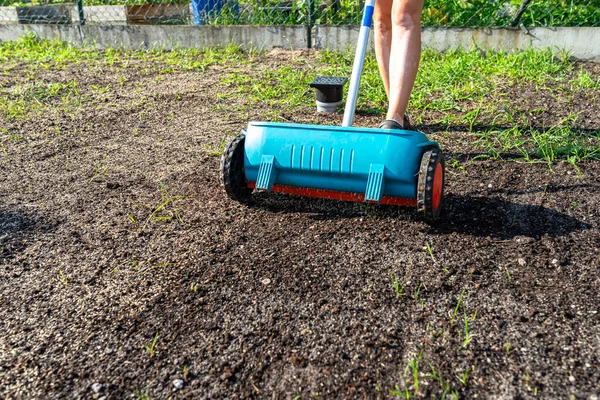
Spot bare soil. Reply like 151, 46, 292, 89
0, 49, 599, 399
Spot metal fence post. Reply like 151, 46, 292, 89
510, 0, 532, 27
76, 0, 85, 25
307, 0, 314, 48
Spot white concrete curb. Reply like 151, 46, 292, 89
0, 24, 599, 60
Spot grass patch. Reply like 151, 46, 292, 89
390, 350, 463, 399
1, 35, 598, 164
317, 47, 573, 116
570, 68, 600, 90
0, 33, 252, 72
1, 80, 80, 121
144, 332, 159, 358
474, 123, 600, 165
219, 46, 598, 164
0, 33, 77, 64
223, 46, 574, 119
0, 35, 253, 122
221, 65, 314, 108
142, 182, 185, 229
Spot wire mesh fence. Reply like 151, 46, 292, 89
0, 0, 599, 27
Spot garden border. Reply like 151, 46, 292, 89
0, 24, 599, 60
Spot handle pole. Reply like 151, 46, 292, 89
342, 0, 375, 127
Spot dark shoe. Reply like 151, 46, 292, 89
379, 119, 404, 130
403, 112, 412, 130
379, 113, 411, 130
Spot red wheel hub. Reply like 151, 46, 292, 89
432, 162, 443, 210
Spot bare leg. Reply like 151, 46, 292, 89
373, 0, 393, 98
374, 0, 423, 127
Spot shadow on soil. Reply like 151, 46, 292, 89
0, 210, 39, 233
0, 209, 55, 261
432, 194, 591, 238
249, 193, 590, 239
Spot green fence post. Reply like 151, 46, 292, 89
76, 0, 85, 25
510, 0, 532, 27
307, 0, 314, 48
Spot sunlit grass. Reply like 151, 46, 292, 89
1, 35, 598, 164
0, 32, 251, 71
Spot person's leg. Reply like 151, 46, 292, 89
386, 0, 424, 125
373, 0, 394, 98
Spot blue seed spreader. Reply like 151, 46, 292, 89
220, 0, 445, 220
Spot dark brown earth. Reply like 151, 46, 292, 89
0, 49, 599, 399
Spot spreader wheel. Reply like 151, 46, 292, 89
220, 133, 252, 202
417, 148, 445, 221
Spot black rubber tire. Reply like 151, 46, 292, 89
417, 147, 445, 221
220, 133, 252, 202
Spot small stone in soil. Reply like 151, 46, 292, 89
514, 236, 535, 244
173, 379, 184, 390
91, 383, 103, 393
261, 278, 271, 285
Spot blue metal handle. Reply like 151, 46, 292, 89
342, 0, 375, 127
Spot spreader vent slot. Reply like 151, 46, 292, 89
365, 164, 385, 203
255, 155, 277, 192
